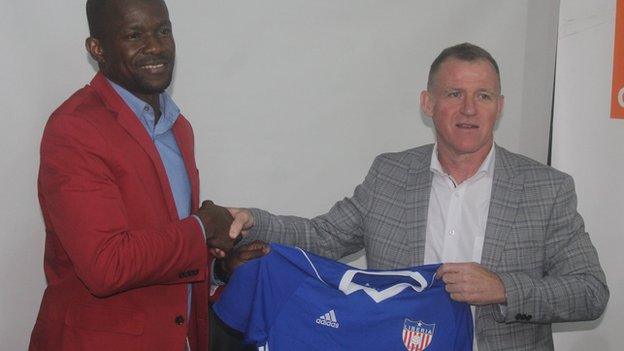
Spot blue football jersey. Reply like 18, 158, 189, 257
213, 243, 473, 351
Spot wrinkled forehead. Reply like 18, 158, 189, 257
433, 58, 501, 93
101, 0, 169, 30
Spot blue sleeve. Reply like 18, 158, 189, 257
211, 257, 261, 334
212, 246, 308, 346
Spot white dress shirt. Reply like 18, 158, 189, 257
424, 144, 495, 265
423, 144, 495, 350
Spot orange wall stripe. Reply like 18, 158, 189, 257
611, 0, 624, 119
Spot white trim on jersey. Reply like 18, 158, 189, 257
338, 270, 429, 303
297, 247, 328, 286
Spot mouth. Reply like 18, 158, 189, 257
137, 61, 171, 74
142, 63, 165, 69
456, 123, 478, 129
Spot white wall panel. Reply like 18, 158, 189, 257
552, 0, 622, 349
0, 1, 558, 349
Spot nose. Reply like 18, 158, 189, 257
143, 34, 165, 55
461, 95, 477, 116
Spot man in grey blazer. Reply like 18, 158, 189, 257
221, 43, 608, 350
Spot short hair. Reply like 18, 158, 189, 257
86, 0, 110, 38
427, 42, 500, 91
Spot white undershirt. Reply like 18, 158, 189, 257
423, 144, 495, 350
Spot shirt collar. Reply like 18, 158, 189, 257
107, 79, 180, 135
430, 143, 496, 179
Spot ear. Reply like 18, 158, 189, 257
86, 37, 105, 65
420, 90, 434, 117
496, 95, 505, 120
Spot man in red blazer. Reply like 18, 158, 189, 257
29, 0, 246, 350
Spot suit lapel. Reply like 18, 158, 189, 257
90, 73, 179, 220
481, 146, 524, 269
405, 145, 434, 266
173, 120, 199, 213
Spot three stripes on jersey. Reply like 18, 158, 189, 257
316, 309, 340, 328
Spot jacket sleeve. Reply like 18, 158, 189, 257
245, 156, 381, 260
39, 113, 208, 297
495, 176, 609, 323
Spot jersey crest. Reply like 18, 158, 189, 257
402, 319, 435, 351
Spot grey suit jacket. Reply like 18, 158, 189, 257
248, 144, 608, 350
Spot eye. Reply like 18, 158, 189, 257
447, 91, 462, 98
125, 32, 141, 40
158, 26, 172, 36
478, 92, 494, 101
478, 93, 492, 101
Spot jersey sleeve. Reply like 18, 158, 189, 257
212, 245, 308, 346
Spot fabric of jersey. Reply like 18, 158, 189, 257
213, 243, 473, 351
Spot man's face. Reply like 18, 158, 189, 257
421, 58, 504, 160
88, 0, 175, 101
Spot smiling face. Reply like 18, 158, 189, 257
421, 58, 504, 163
86, 0, 175, 104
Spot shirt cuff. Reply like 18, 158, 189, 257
191, 214, 207, 242
210, 258, 226, 287
498, 303, 508, 316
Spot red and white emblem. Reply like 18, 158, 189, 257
402, 319, 435, 351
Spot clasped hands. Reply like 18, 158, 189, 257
194, 201, 266, 278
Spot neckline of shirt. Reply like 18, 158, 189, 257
429, 143, 496, 186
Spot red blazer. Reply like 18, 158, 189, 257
30, 73, 212, 351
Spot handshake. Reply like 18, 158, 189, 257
194, 200, 269, 278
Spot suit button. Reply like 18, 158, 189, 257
515, 313, 522, 320
526, 314, 533, 321
175, 315, 185, 325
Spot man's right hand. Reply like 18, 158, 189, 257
195, 200, 236, 253
208, 207, 256, 259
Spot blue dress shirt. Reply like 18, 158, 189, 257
109, 80, 192, 220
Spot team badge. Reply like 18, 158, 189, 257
402, 319, 435, 351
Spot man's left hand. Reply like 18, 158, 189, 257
215, 240, 270, 283
436, 263, 507, 305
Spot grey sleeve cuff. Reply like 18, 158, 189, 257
495, 272, 523, 323
247, 208, 272, 238
210, 258, 226, 286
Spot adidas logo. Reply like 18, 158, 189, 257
316, 309, 340, 328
